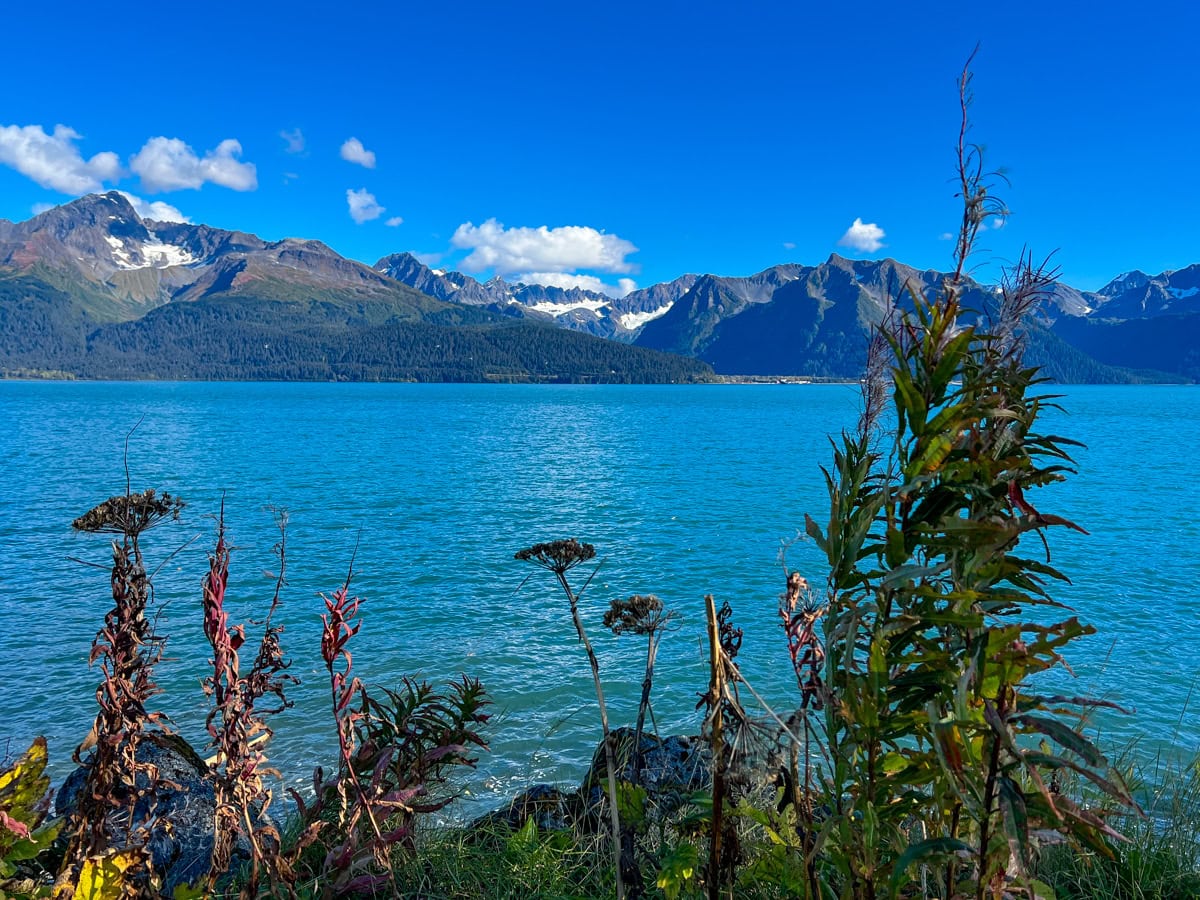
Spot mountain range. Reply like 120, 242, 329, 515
0, 193, 709, 383
1, 192, 1196, 383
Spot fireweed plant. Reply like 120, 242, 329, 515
286, 566, 490, 897
199, 506, 298, 897
56, 487, 184, 899
782, 62, 1140, 900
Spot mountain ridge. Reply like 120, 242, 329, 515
0, 193, 712, 383
1, 193, 1194, 383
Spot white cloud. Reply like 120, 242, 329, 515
412, 251, 444, 266
117, 191, 190, 223
280, 128, 305, 154
31, 202, 54, 216
340, 137, 376, 169
938, 232, 954, 241
347, 188, 385, 224
517, 272, 638, 298
385, 216, 404, 227
130, 137, 257, 192
0, 124, 121, 193
451, 219, 638, 276
838, 217, 886, 253
783, 241, 796, 250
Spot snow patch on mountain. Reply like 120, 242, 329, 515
141, 242, 195, 268
105, 234, 196, 270
527, 298, 609, 316
617, 304, 673, 330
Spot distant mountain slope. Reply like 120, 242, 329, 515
71, 296, 712, 382
1051, 313, 1200, 381
1086, 265, 1200, 320
0, 193, 451, 323
634, 254, 1192, 382
637, 255, 986, 376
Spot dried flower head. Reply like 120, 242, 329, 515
72, 489, 185, 536
603, 594, 677, 636
513, 539, 596, 573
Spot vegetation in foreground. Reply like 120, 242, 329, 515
2, 59, 1198, 900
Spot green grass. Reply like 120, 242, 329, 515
1036, 753, 1200, 900
384, 822, 615, 899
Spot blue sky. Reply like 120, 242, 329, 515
2, 0, 1195, 294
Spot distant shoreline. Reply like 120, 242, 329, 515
0, 372, 1193, 386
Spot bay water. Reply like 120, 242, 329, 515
1, 382, 1196, 817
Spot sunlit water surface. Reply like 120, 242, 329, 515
1, 382, 1196, 818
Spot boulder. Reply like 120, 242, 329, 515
468, 784, 579, 835
578, 727, 712, 823
55, 732, 243, 893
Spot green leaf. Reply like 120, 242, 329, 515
656, 841, 700, 900
888, 837, 970, 897
805, 513, 827, 552
616, 781, 647, 829
893, 369, 928, 435
1014, 715, 1107, 768
880, 563, 941, 588
507, 815, 538, 853
910, 433, 954, 476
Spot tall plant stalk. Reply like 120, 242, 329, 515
797, 55, 1139, 899
56, 484, 183, 899
516, 540, 625, 900
200, 505, 296, 897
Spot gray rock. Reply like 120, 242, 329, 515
578, 727, 712, 823
469, 784, 579, 835
55, 732, 244, 893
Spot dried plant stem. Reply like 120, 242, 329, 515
633, 630, 660, 777
704, 594, 726, 900
555, 568, 625, 900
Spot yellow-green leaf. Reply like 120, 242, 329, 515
74, 850, 143, 900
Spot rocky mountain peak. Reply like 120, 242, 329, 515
31, 191, 148, 242
1098, 270, 1150, 296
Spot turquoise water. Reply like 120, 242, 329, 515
1, 382, 1197, 816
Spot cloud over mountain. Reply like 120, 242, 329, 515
0, 123, 122, 193
347, 188, 385, 223
130, 137, 257, 192
838, 217, 886, 253
517, 272, 638, 298
450, 219, 638, 277
117, 191, 190, 223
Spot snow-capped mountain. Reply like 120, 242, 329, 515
0, 192, 429, 321
2, 192, 1196, 383
0, 193, 710, 382
1087, 265, 1200, 319
375, 252, 695, 340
